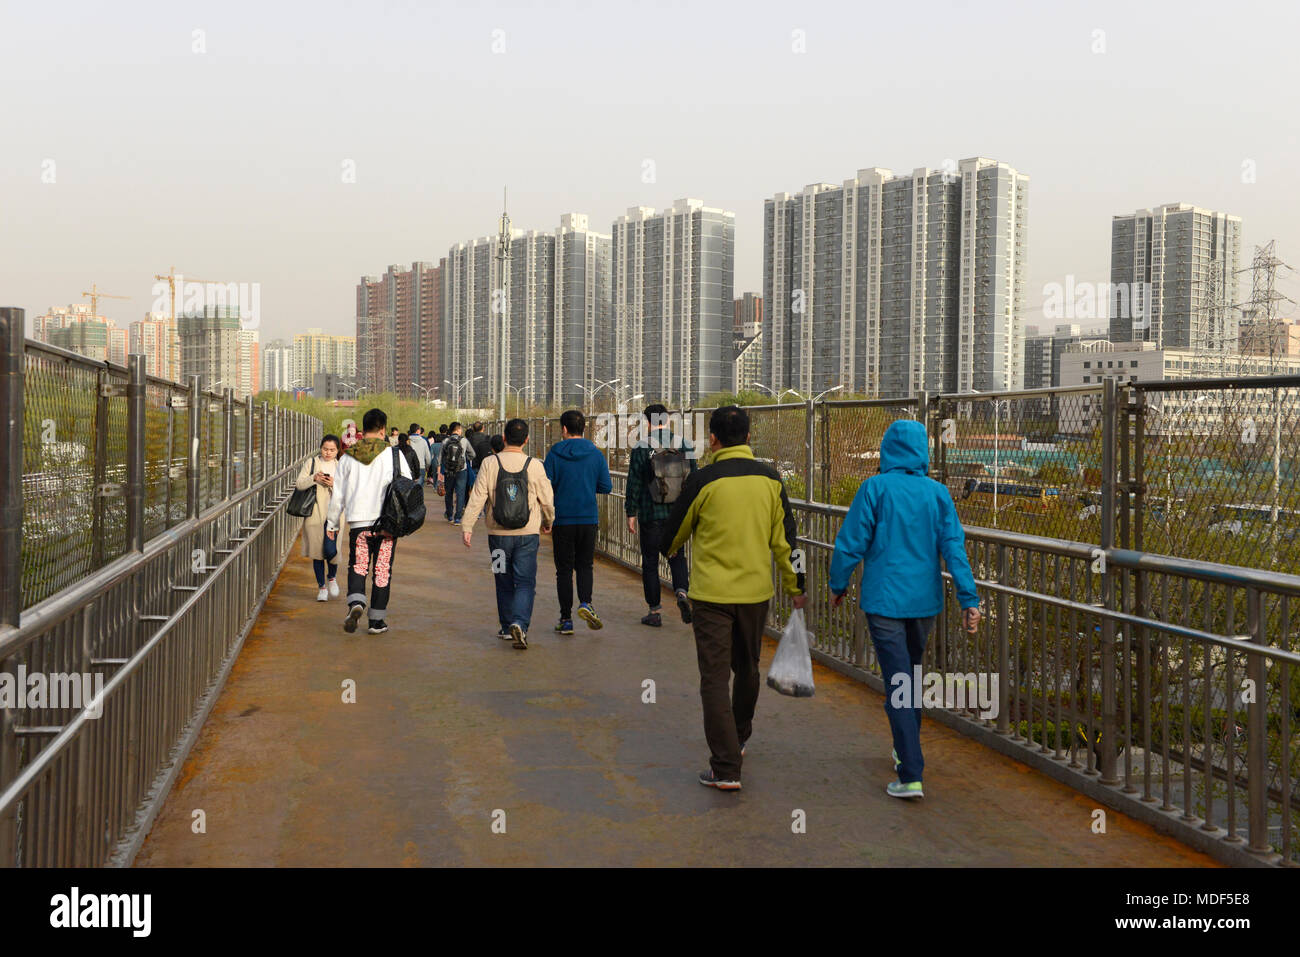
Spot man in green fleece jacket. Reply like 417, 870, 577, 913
662, 405, 807, 791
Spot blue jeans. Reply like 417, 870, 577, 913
488, 534, 539, 632
866, 614, 934, 784
444, 469, 468, 520
312, 559, 338, 587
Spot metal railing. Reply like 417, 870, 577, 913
0, 308, 321, 867
584, 377, 1299, 866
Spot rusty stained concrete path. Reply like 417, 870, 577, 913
135, 514, 1214, 867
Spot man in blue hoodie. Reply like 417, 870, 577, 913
828, 419, 982, 800
544, 409, 613, 635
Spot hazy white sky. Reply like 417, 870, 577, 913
4, 0, 1299, 344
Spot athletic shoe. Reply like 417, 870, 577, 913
453, 520, 461, 526
343, 603, 365, 634
497, 627, 512, 640
640, 611, 662, 628
327, 579, 339, 598
555, 619, 575, 635
892, 748, 900, 770
576, 603, 603, 631
886, 781, 924, 800
675, 590, 693, 624
698, 770, 741, 791
316, 587, 328, 602
367, 621, 389, 635
510, 623, 528, 650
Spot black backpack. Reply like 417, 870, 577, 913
491, 454, 532, 530
649, 445, 690, 505
379, 446, 426, 537
441, 436, 465, 474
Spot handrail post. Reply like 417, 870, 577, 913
1098, 377, 1119, 784
126, 354, 146, 553
91, 369, 109, 569
221, 389, 233, 499
804, 398, 815, 504
252, 399, 262, 487
1245, 586, 1270, 855
996, 543, 1010, 735
186, 376, 201, 519
0, 307, 23, 867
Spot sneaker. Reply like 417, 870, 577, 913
343, 602, 366, 633
555, 619, 574, 635
367, 620, 389, 635
698, 769, 741, 791
892, 748, 901, 771
496, 627, 512, 640
509, 623, 528, 650
576, 603, 603, 631
640, 611, 662, 628
675, 590, 693, 624
316, 587, 328, 602
886, 780, 924, 800
453, 520, 461, 526
327, 579, 339, 598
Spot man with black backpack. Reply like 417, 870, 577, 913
625, 403, 696, 627
438, 421, 475, 525
461, 418, 555, 650
325, 407, 421, 635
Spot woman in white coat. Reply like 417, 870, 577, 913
294, 434, 346, 601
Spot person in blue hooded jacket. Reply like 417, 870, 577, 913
544, 409, 613, 635
829, 418, 982, 800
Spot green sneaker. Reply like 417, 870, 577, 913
892, 748, 900, 770
886, 780, 924, 800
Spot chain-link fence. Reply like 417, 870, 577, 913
11, 337, 316, 611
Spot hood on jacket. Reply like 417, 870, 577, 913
880, 420, 929, 475
345, 436, 390, 466
550, 437, 604, 461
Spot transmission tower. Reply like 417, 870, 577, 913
495, 188, 511, 421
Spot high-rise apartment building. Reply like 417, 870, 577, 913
262, 339, 293, 393
179, 306, 257, 397
292, 328, 356, 389
553, 213, 611, 406
763, 157, 1028, 398
612, 199, 735, 405
1109, 203, 1242, 351
734, 292, 762, 337
129, 313, 172, 377
444, 213, 610, 408
35, 304, 133, 366
355, 261, 443, 396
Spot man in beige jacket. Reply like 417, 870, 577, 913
462, 418, 556, 649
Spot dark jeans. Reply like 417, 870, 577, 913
444, 469, 467, 520
346, 527, 397, 621
692, 599, 769, 780
866, 614, 934, 784
312, 559, 338, 587
489, 534, 539, 632
552, 523, 596, 619
638, 517, 689, 609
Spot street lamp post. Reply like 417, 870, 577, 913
411, 382, 438, 403
503, 383, 532, 419
445, 375, 483, 409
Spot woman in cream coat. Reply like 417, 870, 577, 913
295, 434, 346, 601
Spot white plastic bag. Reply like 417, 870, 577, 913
767, 608, 815, 697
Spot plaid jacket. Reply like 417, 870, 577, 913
625, 431, 696, 523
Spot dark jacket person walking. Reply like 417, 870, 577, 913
662, 406, 807, 791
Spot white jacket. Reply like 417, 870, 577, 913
326, 441, 416, 532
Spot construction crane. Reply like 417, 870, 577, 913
154, 266, 228, 322
80, 283, 129, 318
154, 266, 230, 380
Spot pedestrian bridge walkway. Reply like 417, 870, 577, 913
134, 518, 1212, 867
